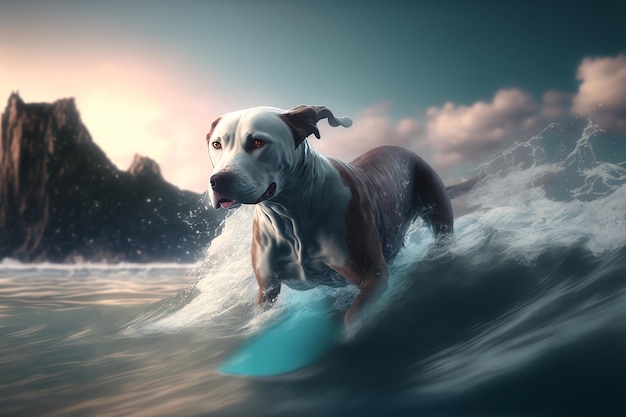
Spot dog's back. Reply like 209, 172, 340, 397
331, 146, 453, 260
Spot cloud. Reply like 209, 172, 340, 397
425, 88, 540, 168
421, 54, 626, 172
310, 102, 423, 161
542, 90, 573, 120
0, 44, 228, 193
310, 89, 546, 175
572, 54, 626, 132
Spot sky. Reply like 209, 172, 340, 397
1, 0, 625, 192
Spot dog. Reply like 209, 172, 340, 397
206, 105, 469, 327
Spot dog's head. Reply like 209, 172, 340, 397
206, 105, 352, 209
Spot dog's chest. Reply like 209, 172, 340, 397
264, 208, 348, 262
252, 159, 353, 286
254, 201, 350, 286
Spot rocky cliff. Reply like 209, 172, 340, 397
0, 93, 223, 263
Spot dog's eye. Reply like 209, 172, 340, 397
212, 141, 222, 150
252, 139, 265, 149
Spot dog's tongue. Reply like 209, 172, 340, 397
220, 199, 236, 209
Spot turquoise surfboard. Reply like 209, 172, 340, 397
219, 297, 343, 376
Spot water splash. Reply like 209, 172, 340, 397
407, 120, 626, 395
126, 120, 626, 340
124, 207, 259, 336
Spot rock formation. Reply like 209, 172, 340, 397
0, 93, 223, 263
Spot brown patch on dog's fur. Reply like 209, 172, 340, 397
206, 117, 222, 144
329, 159, 389, 325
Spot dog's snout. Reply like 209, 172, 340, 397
210, 171, 233, 191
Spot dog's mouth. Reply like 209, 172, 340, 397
216, 197, 240, 209
255, 183, 276, 204
213, 183, 276, 209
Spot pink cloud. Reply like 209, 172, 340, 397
572, 54, 626, 132
425, 88, 541, 168
310, 102, 423, 162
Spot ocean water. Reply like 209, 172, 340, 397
2, 121, 626, 417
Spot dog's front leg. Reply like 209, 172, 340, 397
332, 262, 389, 328
255, 274, 281, 306
251, 250, 281, 307
251, 214, 283, 308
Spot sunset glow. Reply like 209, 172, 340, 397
1, 1, 624, 191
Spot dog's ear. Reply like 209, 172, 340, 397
279, 105, 352, 147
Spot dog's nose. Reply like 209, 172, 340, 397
210, 171, 233, 191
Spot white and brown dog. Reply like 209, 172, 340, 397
206, 105, 469, 326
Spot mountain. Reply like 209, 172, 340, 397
0, 93, 224, 263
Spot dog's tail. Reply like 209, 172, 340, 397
445, 173, 483, 199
